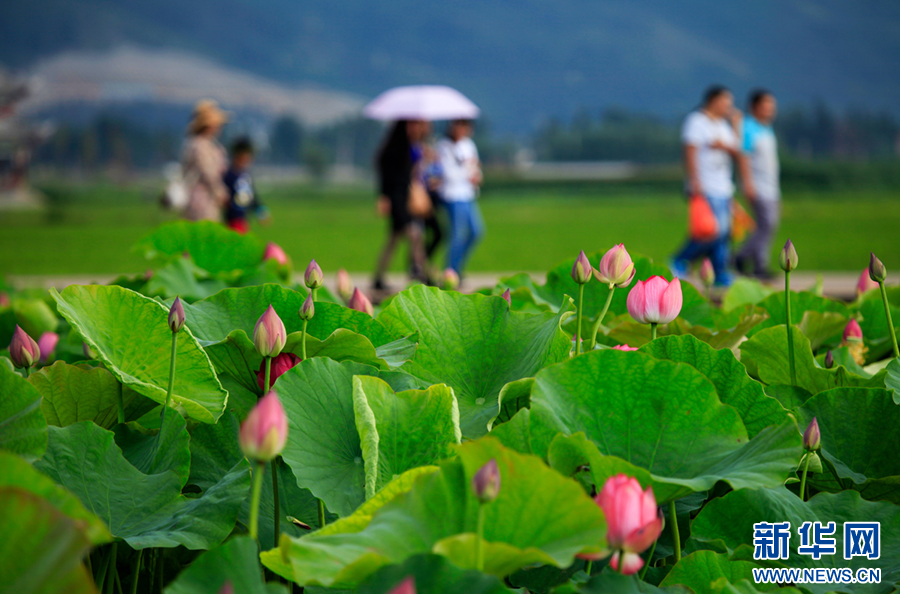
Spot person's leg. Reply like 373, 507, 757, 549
707, 195, 734, 286
736, 200, 765, 272
374, 229, 402, 288
406, 223, 429, 282
455, 201, 485, 275
446, 201, 470, 273
752, 200, 779, 274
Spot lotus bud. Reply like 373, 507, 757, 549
0, 292, 10, 308
571, 250, 592, 285
348, 288, 374, 316
257, 352, 301, 391
337, 269, 354, 301
779, 240, 798, 272
869, 252, 887, 283
626, 276, 683, 325
501, 288, 511, 306
472, 458, 501, 503
389, 577, 416, 594
38, 332, 59, 365
304, 259, 324, 289
613, 344, 639, 351
168, 296, 186, 333
9, 325, 40, 368
824, 350, 834, 369
856, 269, 878, 296
253, 305, 287, 358
82, 342, 94, 359
699, 258, 715, 287
263, 242, 289, 266
298, 293, 315, 321
443, 268, 460, 290
594, 244, 636, 288
803, 417, 820, 451
842, 319, 863, 343
239, 390, 288, 462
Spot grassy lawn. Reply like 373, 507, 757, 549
2, 182, 898, 277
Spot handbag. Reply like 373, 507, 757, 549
688, 194, 719, 242
408, 180, 433, 217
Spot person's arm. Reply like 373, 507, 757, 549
738, 152, 756, 203
684, 144, 701, 196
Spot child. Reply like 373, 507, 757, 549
223, 137, 269, 234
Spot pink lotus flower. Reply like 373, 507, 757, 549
263, 242, 289, 266
254, 305, 287, 358
389, 577, 416, 594
843, 319, 863, 343
593, 474, 663, 575
626, 276, 682, 325
239, 390, 288, 462
9, 325, 40, 368
337, 269, 354, 301
305, 259, 324, 289
856, 269, 877, 296
594, 244, 635, 288
38, 332, 59, 365
612, 344, 638, 352
572, 250, 593, 285
501, 288, 511, 306
348, 288, 374, 316
257, 352, 301, 391
699, 258, 715, 287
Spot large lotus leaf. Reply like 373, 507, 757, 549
491, 377, 535, 430
529, 350, 802, 503
748, 291, 850, 338
31, 361, 155, 429
666, 305, 769, 352
377, 285, 573, 437
35, 421, 250, 550
0, 451, 110, 545
133, 220, 265, 275
0, 487, 98, 594
660, 551, 783, 593
573, 571, 691, 594
740, 326, 883, 395
262, 438, 607, 588
0, 358, 47, 459
797, 311, 848, 352
723, 277, 777, 312
356, 554, 511, 594
858, 298, 900, 363
639, 335, 789, 437
886, 359, 900, 404
12, 298, 59, 337
691, 486, 900, 594
142, 256, 227, 301
51, 285, 228, 424
353, 376, 461, 498
114, 412, 191, 487
490, 408, 532, 455
180, 284, 396, 348
164, 535, 288, 594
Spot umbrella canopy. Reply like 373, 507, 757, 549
363, 85, 480, 121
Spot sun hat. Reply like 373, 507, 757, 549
188, 99, 229, 134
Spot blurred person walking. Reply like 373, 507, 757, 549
223, 137, 270, 234
182, 100, 229, 222
438, 119, 484, 278
734, 90, 780, 279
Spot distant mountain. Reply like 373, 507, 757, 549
2, 0, 899, 132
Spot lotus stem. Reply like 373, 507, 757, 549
669, 500, 681, 563
130, 549, 142, 594
318, 499, 326, 529
639, 538, 657, 580
272, 459, 280, 546
301, 320, 309, 360
650, 322, 658, 341
799, 453, 811, 502
159, 332, 177, 440
785, 270, 797, 385
311, 287, 318, 302
575, 284, 585, 355
475, 503, 486, 572
264, 356, 272, 393
249, 461, 266, 543
585, 560, 593, 577
117, 382, 125, 425
878, 281, 899, 359
104, 542, 118, 594
588, 287, 615, 350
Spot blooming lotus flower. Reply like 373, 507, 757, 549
612, 344, 639, 352
593, 474, 663, 575
699, 258, 715, 287
443, 268, 460, 290
337, 269, 354, 301
9, 325, 40, 368
38, 332, 59, 365
472, 459, 501, 503
869, 252, 887, 283
779, 239, 798, 272
304, 259, 324, 289
571, 250, 592, 285
501, 288, 511, 306
263, 242, 288, 266
168, 296, 185, 333
257, 352, 301, 391
856, 269, 878, 296
389, 577, 416, 594
843, 319, 863, 343
803, 417, 821, 451
254, 305, 287, 358
298, 293, 315, 321
594, 244, 635, 288
348, 288, 374, 316
239, 390, 288, 462
626, 276, 683, 325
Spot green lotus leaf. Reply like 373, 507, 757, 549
133, 220, 265, 276
722, 277, 777, 312
142, 256, 227, 301
356, 553, 511, 594
748, 291, 850, 338
113, 411, 191, 487
164, 535, 288, 594
660, 550, 782, 593
0, 357, 47, 459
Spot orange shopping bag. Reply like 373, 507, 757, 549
689, 194, 718, 241
731, 201, 757, 243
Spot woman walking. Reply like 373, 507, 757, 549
181, 100, 229, 222
438, 119, 484, 278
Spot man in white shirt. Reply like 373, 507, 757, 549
438, 120, 484, 276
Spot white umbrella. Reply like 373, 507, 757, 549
363, 85, 480, 121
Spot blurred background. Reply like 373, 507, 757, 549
1, 0, 899, 278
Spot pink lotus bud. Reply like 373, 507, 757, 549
571, 250, 592, 285
337, 269, 354, 301
389, 577, 416, 594
593, 474, 663, 575
348, 288, 374, 316
37, 332, 59, 365
82, 342, 94, 359
257, 352, 301, 391
263, 242, 288, 266
239, 390, 288, 461
443, 268, 460, 290
856, 269, 878, 296
168, 296, 186, 333
472, 458, 501, 503
145, 269, 154, 281
298, 293, 315, 321
842, 319, 863, 343
699, 258, 715, 287
779, 239, 798, 272
0, 292, 10, 308
803, 417, 821, 451
9, 325, 40, 369
626, 276, 683, 325
612, 344, 639, 352
594, 244, 635, 288
869, 252, 887, 283
824, 350, 834, 369
254, 305, 287, 358
304, 259, 324, 289
501, 288, 511, 306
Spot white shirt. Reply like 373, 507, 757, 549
438, 137, 480, 202
682, 111, 736, 197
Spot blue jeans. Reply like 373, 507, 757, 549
672, 194, 733, 285
445, 200, 485, 274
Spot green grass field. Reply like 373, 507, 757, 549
2, 182, 898, 277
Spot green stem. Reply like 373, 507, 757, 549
799, 451, 812, 502
650, 322, 658, 341
156, 549, 164, 594
588, 286, 616, 350
575, 283, 585, 355
639, 539, 658, 580
249, 461, 266, 543
585, 560, 593, 577
879, 282, 900, 358
668, 500, 681, 563
117, 382, 125, 425
475, 503, 486, 572
130, 549, 142, 594
104, 542, 118, 594
311, 287, 318, 302
23, 366, 30, 378
785, 271, 797, 386
272, 459, 280, 547
160, 332, 177, 436
115, 566, 124, 594
301, 320, 309, 360
95, 546, 112, 591
317, 499, 326, 529
264, 356, 272, 393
